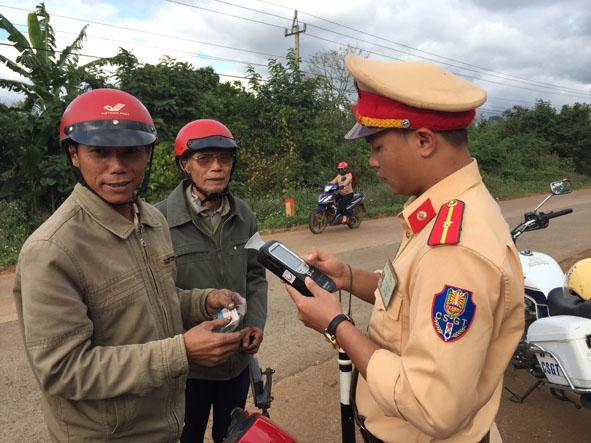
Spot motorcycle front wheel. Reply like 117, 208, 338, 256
309, 210, 328, 234
347, 206, 364, 229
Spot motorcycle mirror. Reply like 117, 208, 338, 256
551, 179, 572, 195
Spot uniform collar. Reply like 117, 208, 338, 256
400, 159, 482, 234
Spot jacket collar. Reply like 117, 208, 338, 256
71, 184, 162, 239
165, 180, 240, 229
400, 159, 482, 235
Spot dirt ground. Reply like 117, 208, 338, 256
3, 252, 589, 443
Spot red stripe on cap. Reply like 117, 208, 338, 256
353, 90, 476, 131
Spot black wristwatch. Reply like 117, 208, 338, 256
324, 314, 355, 350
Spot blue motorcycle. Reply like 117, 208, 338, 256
308, 183, 366, 234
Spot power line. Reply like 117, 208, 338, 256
1, 2, 588, 106
252, 0, 590, 96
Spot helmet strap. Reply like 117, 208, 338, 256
191, 182, 229, 204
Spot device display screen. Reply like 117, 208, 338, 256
270, 243, 305, 270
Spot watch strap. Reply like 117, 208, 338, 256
324, 314, 355, 350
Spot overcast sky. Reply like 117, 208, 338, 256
0, 0, 590, 117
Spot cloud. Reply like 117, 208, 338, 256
0, 0, 589, 114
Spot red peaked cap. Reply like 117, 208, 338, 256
352, 89, 476, 131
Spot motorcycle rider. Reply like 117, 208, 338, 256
330, 161, 355, 223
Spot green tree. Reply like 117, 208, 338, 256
0, 3, 114, 213
554, 103, 591, 175
112, 49, 250, 201
242, 49, 339, 194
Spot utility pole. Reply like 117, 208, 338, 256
284, 10, 307, 68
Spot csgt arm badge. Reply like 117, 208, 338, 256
432, 285, 476, 342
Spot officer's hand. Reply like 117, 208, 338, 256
183, 320, 246, 367
205, 289, 241, 317
286, 277, 343, 335
304, 248, 348, 290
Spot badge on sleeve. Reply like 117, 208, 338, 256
432, 284, 476, 342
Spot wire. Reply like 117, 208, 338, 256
1, 1, 588, 105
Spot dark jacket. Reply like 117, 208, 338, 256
156, 181, 268, 380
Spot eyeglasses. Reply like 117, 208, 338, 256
191, 152, 235, 167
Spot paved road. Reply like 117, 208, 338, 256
1, 187, 590, 442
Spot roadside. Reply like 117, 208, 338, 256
2, 187, 590, 442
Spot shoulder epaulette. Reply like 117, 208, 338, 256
427, 199, 465, 246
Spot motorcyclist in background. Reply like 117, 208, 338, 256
330, 161, 355, 223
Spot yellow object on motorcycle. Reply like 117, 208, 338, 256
565, 258, 591, 301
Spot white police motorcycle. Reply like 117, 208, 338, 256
505, 178, 591, 409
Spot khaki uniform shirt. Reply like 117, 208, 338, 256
356, 160, 524, 442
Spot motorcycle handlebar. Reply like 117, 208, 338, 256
540, 208, 573, 220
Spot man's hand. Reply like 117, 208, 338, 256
184, 319, 246, 367
239, 326, 264, 354
205, 289, 244, 317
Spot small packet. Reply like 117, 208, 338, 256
216, 308, 241, 333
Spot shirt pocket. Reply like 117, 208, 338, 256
105, 395, 138, 434
224, 238, 249, 257
372, 287, 404, 353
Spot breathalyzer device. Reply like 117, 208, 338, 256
245, 233, 336, 297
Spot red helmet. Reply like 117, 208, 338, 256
174, 119, 238, 159
60, 88, 157, 148
337, 161, 349, 174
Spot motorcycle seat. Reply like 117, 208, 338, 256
547, 287, 591, 319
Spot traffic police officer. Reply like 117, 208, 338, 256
286, 55, 524, 443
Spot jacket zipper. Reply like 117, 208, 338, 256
133, 205, 171, 335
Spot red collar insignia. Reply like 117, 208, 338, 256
407, 198, 436, 234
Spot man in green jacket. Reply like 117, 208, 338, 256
156, 119, 268, 443
12, 89, 248, 442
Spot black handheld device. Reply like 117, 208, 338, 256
257, 240, 336, 297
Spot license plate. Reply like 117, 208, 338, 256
536, 354, 568, 385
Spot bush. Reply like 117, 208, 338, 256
0, 200, 34, 268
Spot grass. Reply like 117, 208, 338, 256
243, 171, 591, 233
2, 172, 590, 271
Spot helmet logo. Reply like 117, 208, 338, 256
103, 103, 126, 113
